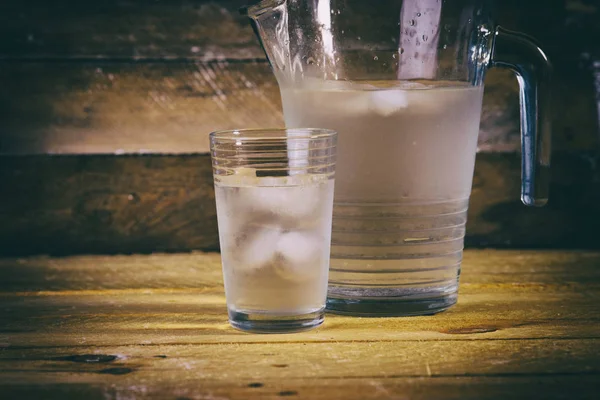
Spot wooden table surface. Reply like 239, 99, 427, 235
0, 250, 599, 399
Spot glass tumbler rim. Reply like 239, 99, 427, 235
209, 127, 337, 143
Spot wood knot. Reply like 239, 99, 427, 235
278, 390, 298, 396
248, 382, 264, 388
57, 354, 117, 363
272, 364, 288, 368
97, 367, 134, 375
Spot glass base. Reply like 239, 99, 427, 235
326, 290, 457, 317
228, 308, 325, 333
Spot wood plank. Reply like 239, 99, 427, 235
0, 0, 564, 61
0, 154, 220, 255
0, 0, 587, 65
0, 60, 597, 154
2, 292, 599, 347
0, 376, 597, 400
0, 0, 263, 60
1, 152, 599, 257
466, 153, 600, 249
1, 250, 599, 292
0, 250, 599, 347
1, 339, 599, 378
0, 61, 283, 154
0, 341, 598, 399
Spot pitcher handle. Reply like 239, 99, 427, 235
489, 26, 553, 207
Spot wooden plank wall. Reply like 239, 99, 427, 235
0, 0, 598, 255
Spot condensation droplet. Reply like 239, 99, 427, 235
409, 19, 415, 26
422, 35, 428, 41
443, 44, 448, 49
416, 12, 421, 17
392, 53, 396, 59
373, 55, 379, 61
400, 48, 405, 54
306, 57, 315, 65
357, 36, 361, 40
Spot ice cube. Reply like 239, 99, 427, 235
245, 184, 320, 221
216, 187, 247, 251
235, 226, 281, 272
319, 81, 371, 114
402, 85, 458, 114
274, 231, 323, 281
369, 89, 408, 116
340, 92, 371, 114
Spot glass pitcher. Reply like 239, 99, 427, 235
243, 0, 551, 316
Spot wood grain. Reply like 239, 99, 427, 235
0, 60, 597, 154
0, 377, 597, 400
0, 154, 220, 255
1, 340, 598, 378
1, 152, 599, 257
0, 250, 598, 399
2, 249, 598, 292
0, 60, 283, 154
465, 153, 600, 248
0, 0, 263, 60
1, 251, 600, 347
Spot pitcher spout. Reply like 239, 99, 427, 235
241, 0, 295, 83
241, 0, 285, 18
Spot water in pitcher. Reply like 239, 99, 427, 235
281, 80, 484, 315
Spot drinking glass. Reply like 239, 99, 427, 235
211, 128, 337, 332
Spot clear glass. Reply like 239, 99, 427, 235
211, 128, 337, 332
244, 0, 552, 316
